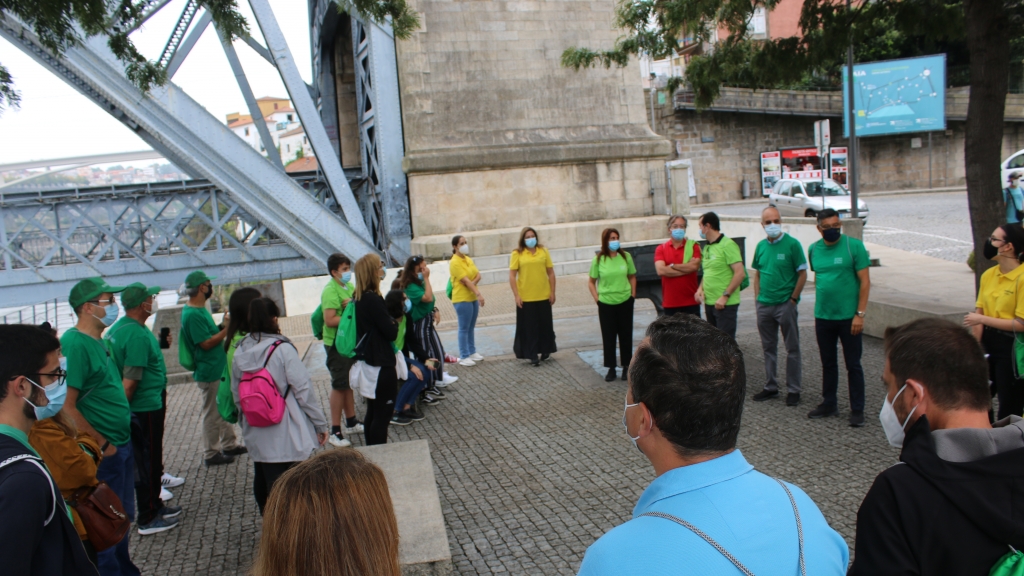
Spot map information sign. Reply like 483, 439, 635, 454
843, 54, 946, 137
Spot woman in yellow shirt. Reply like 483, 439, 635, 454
964, 223, 1024, 419
509, 227, 557, 366
449, 235, 485, 367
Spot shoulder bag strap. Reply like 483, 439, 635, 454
774, 478, 807, 576
0, 454, 58, 526
262, 340, 292, 398
637, 511, 756, 576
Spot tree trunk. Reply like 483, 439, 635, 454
964, 0, 1011, 288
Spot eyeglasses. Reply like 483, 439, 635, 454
88, 298, 115, 306
16, 369, 66, 388
990, 236, 1006, 244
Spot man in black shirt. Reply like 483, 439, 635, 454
0, 324, 98, 576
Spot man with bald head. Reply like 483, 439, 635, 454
751, 206, 808, 407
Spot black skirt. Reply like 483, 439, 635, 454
513, 300, 557, 359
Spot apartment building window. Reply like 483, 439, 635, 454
748, 7, 767, 38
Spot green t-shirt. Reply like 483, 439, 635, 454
701, 235, 743, 305
405, 282, 435, 322
809, 235, 870, 320
752, 233, 807, 306
321, 279, 356, 346
180, 305, 227, 383
61, 328, 131, 446
589, 252, 637, 305
104, 317, 167, 413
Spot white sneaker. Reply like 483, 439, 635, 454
442, 372, 459, 385
160, 487, 174, 502
469, 353, 484, 362
328, 434, 352, 448
161, 473, 185, 488
458, 358, 476, 367
343, 422, 365, 435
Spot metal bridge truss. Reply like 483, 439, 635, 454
0, 0, 411, 307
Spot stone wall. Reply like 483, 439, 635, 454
396, 0, 671, 237
656, 99, 1024, 204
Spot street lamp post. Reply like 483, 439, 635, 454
847, 0, 859, 219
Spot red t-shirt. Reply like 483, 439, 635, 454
654, 239, 702, 308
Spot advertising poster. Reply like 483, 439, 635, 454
842, 54, 946, 138
780, 147, 823, 179
830, 147, 848, 185
760, 151, 781, 196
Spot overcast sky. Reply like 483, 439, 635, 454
0, 0, 314, 164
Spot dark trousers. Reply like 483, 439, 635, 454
982, 328, 1024, 419
253, 461, 298, 515
598, 298, 634, 368
662, 305, 702, 318
704, 304, 740, 340
815, 318, 865, 412
95, 442, 139, 576
130, 408, 165, 525
365, 365, 398, 445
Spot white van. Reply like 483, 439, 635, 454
1002, 149, 1024, 186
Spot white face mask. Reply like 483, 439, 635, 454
879, 383, 919, 448
622, 397, 642, 453
459, 244, 470, 255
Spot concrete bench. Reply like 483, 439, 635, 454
356, 440, 453, 575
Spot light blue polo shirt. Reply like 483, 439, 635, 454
578, 450, 849, 575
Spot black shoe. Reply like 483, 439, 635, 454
204, 453, 235, 466
223, 446, 248, 456
621, 370, 628, 382
404, 408, 425, 422
540, 353, 550, 361
849, 411, 866, 427
426, 387, 446, 399
531, 357, 540, 366
159, 505, 183, 519
605, 368, 617, 382
786, 393, 800, 407
752, 389, 779, 402
391, 413, 412, 426
807, 403, 839, 419
422, 394, 440, 405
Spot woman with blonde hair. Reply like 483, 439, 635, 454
509, 227, 557, 366
251, 448, 400, 576
353, 254, 399, 445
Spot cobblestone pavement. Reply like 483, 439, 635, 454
131, 315, 895, 574
716, 191, 972, 263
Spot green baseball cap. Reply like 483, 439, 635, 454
121, 283, 161, 310
185, 270, 216, 289
69, 277, 127, 310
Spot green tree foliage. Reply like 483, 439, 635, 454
0, 0, 419, 112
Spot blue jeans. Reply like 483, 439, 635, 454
96, 442, 140, 576
397, 358, 432, 410
453, 301, 479, 358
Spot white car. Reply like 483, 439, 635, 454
1002, 149, 1024, 186
768, 178, 869, 222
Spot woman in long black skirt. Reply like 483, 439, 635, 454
509, 227, 557, 365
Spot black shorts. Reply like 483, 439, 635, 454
325, 344, 356, 391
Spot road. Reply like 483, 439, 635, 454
713, 191, 973, 264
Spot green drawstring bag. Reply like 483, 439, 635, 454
310, 305, 324, 340
990, 546, 1024, 576
445, 278, 453, 300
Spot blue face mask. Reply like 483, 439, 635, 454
341, 271, 353, 284
699, 230, 707, 240
24, 376, 67, 421
417, 272, 424, 281
525, 237, 538, 249
94, 303, 119, 327
764, 223, 783, 238
823, 228, 842, 243
403, 299, 412, 313
670, 229, 685, 241
609, 240, 621, 251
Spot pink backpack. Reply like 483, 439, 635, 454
238, 340, 290, 427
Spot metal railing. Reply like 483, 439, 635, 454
1, 299, 67, 331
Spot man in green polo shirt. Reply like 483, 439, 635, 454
806, 209, 871, 427
751, 207, 808, 407
180, 271, 245, 466
106, 283, 181, 535
695, 211, 746, 339
60, 277, 140, 572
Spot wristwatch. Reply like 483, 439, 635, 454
723, 292, 732, 298
790, 297, 798, 304
101, 441, 110, 453
856, 310, 866, 318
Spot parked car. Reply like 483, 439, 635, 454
1002, 148, 1024, 186
768, 177, 869, 223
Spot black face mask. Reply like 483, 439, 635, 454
984, 239, 1000, 261
202, 286, 213, 299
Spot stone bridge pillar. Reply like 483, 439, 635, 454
396, 0, 671, 237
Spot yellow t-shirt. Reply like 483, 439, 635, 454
976, 264, 1024, 320
449, 254, 480, 303
510, 247, 554, 302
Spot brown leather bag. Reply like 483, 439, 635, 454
69, 481, 131, 551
